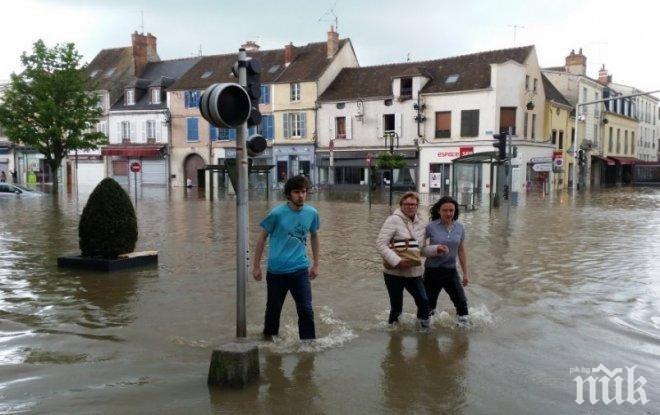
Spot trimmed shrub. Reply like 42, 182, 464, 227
79, 178, 138, 259
376, 152, 406, 170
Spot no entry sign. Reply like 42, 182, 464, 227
130, 162, 141, 173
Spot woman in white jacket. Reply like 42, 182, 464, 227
376, 192, 448, 327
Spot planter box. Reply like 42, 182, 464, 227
57, 251, 158, 272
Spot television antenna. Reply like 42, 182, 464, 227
509, 24, 525, 45
318, 2, 339, 32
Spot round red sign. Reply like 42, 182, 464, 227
130, 162, 141, 173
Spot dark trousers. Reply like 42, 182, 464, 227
383, 273, 430, 324
264, 268, 316, 340
423, 267, 469, 316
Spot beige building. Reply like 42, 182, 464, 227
542, 75, 573, 190
168, 27, 358, 190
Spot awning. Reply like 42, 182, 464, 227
591, 155, 615, 166
101, 144, 166, 157
607, 156, 639, 165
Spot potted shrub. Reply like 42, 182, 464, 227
58, 178, 157, 271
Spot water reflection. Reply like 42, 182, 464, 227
381, 332, 468, 414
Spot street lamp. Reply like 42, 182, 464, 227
383, 131, 400, 209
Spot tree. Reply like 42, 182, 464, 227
0, 40, 106, 192
79, 178, 138, 259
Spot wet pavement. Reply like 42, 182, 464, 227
0, 186, 658, 414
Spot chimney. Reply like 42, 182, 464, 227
284, 42, 295, 66
131, 31, 159, 76
241, 40, 260, 51
327, 25, 339, 58
598, 64, 610, 85
565, 48, 587, 76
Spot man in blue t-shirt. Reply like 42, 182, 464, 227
252, 175, 320, 340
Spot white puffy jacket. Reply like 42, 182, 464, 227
376, 209, 438, 278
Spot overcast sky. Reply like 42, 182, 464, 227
1, 0, 658, 96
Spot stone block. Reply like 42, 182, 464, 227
208, 341, 260, 388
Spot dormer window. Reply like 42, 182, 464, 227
445, 74, 460, 85
400, 77, 413, 97
151, 88, 161, 104
125, 89, 135, 106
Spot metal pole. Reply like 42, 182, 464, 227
134, 170, 138, 207
329, 140, 334, 186
236, 48, 249, 338
507, 126, 513, 218
75, 149, 79, 201
572, 103, 580, 196
389, 134, 393, 210
208, 125, 214, 201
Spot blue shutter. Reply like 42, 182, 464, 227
260, 85, 270, 104
187, 118, 199, 141
265, 115, 274, 139
300, 112, 307, 138
248, 126, 257, 136
209, 125, 218, 141
283, 113, 289, 138
229, 129, 236, 140
184, 91, 190, 108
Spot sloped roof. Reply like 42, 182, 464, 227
318, 45, 534, 101
170, 39, 350, 91
86, 47, 135, 106
543, 66, 566, 72
542, 74, 571, 107
111, 57, 201, 111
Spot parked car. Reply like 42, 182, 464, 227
0, 183, 43, 197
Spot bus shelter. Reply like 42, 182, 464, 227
451, 151, 499, 211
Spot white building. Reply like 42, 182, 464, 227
317, 45, 554, 202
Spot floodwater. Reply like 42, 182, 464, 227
0, 186, 659, 414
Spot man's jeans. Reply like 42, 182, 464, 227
264, 268, 316, 340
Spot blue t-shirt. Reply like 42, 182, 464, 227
424, 220, 465, 269
260, 203, 320, 274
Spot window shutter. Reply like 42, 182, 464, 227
301, 112, 307, 138
156, 122, 162, 141
346, 116, 352, 140
142, 121, 147, 141
283, 113, 290, 138
229, 129, 236, 140
131, 121, 137, 140
395, 113, 402, 138
329, 116, 335, 140
116, 122, 122, 142
267, 115, 274, 139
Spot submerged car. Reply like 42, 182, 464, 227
0, 183, 43, 197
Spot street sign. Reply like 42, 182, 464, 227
530, 157, 552, 164
532, 163, 553, 172
130, 162, 141, 173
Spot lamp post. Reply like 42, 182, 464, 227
383, 131, 399, 210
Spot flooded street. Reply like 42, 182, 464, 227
1, 187, 659, 414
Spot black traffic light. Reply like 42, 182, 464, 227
198, 83, 251, 128
578, 149, 586, 166
247, 134, 267, 157
493, 133, 507, 160
512, 145, 518, 159
246, 58, 262, 127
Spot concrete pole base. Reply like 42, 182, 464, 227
207, 341, 260, 388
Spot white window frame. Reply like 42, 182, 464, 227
290, 83, 301, 101
291, 113, 303, 136
146, 120, 156, 140
121, 121, 131, 141
151, 88, 161, 104
125, 89, 135, 106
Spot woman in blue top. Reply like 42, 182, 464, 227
424, 196, 470, 325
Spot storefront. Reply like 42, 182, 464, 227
272, 144, 316, 189
101, 144, 168, 186
419, 145, 489, 195
316, 149, 418, 189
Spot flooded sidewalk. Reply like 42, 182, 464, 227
0, 187, 658, 414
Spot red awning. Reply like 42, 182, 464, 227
591, 155, 615, 166
101, 144, 166, 157
607, 156, 639, 165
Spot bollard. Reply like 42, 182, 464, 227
207, 341, 259, 388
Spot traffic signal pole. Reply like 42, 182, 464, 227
236, 48, 249, 338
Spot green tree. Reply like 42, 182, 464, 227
0, 40, 106, 192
